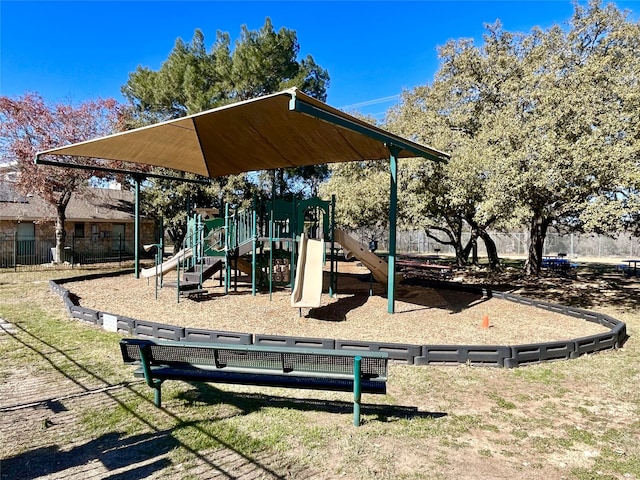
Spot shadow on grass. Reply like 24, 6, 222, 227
178, 382, 446, 423
1, 322, 312, 480
1, 431, 174, 480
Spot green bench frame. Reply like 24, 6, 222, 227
120, 338, 388, 426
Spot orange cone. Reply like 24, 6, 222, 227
481, 314, 490, 329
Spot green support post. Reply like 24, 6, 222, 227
269, 173, 275, 301
154, 244, 161, 300
176, 254, 181, 304
387, 145, 400, 314
134, 176, 141, 279
330, 195, 336, 297
252, 207, 257, 296
224, 204, 230, 295
159, 216, 164, 287
353, 356, 362, 426
269, 208, 274, 301
139, 344, 163, 407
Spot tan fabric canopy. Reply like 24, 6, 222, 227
37, 88, 448, 177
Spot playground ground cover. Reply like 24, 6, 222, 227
0, 262, 639, 479
62, 259, 610, 346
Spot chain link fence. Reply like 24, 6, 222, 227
349, 229, 640, 261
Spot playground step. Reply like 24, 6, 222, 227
183, 273, 201, 283
186, 258, 224, 283
203, 256, 222, 265
163, 280, 200, 291
180, 288, 208, 298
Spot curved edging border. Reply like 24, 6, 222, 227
49, 275, 629, 369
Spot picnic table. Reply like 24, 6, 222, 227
620, 259, 640, 276
541, 255, 573, 272
397, 259, 453, 281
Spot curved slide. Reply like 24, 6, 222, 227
334, 229, 402, 285
140, 248, 193, 278
291, 234, 325, 308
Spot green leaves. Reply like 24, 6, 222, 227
386, 0, 640, 273
122, 19, 329, 122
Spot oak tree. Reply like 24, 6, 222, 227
387, 0, 640, 275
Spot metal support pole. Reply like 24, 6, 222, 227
270, 172, 275, 301
330, 195, 336, 297
269, 208, 274, 301
176, 254, 181, 304
154, 246, 159, 299
159, 217, 164, 287
134, 176, 141, 279
224, 204, 230, 295
353, 356, 362, 426
252, 207, 257, 296
387, 145, 400, 314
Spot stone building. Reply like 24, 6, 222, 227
0, 171, 156, 265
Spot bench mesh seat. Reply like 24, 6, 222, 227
121, 340, 387, 380
121, 338, 387, 425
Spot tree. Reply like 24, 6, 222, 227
502, 1, 640, 275
320, 160, 390, 241
387, 1, 640, 275
0, 93, 126, 262
122, 20, 330, 247
230, 18, 328, 101
387, 25, 523, 269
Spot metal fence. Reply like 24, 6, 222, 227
350, 229, 640, 260
0, 234, 135, 271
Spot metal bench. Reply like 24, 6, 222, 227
120, 338, 388, 426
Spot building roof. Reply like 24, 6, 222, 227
37, 88, 449, 177
0, 182, 136, 223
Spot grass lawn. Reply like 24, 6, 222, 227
0, 265, 638, 479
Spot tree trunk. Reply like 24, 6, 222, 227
478, 227, 501, 271
54, 204, 67, 263
464, 215, 501, 270
423, 222, 466, 267
167, 227, 186, 253
523, 214, 550, 277
461, 230, 479, 265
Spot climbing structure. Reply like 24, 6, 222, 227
145, 196, 337, 302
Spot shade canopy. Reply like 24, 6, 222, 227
36, 88, 448, 176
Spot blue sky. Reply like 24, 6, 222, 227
2, 0, 639, 119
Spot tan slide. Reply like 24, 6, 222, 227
234, 257, 253, 276
140, 248, 193, 278
291, 233, 325, 308
334, 229, 402, 285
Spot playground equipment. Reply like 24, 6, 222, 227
334, 229, 402, 285
145, 195, 338, 303
144, 194, 407, 306
140, 248, 193, 278
291, 233, 325, 313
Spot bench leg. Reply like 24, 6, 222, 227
153, 382, 162, 408
138, 344, 164, 408
353, 356, 361, 427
